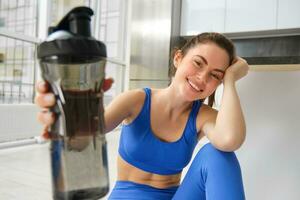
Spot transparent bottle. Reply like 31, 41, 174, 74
37, 7, 109, 200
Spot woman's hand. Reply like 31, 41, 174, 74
35, 78, 114, 139
224, 57, 249, 83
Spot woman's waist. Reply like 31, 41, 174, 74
117, 155, 181, 189
109, 180, 179, 200
117, 175, 181, 189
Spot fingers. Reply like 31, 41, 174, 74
41, 125, 51, 140
37, 110, 55, 126
102, 78, 114, 92
38, 111, 55, 140
236, 57, 247, 64
35, 78, 113, 141
230, 57, 248, 68
42, 124, 64, 140
34, 92, 56, 107
36, 80, 49, 93
231, 56, 242, 65
35, 80, 55, 140
225, 56, 249, 82
35, 80, 56, 108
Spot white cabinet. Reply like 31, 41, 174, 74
225, 0, 277, 32
181, 0, 300, 35
181, 0, 226, 35
277, 0, 300, 29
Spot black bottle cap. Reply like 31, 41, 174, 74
48, 6, 94, 37
37, 7, 106, 64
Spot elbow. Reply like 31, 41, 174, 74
213, 131, 246, 152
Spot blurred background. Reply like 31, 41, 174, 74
0, 0, 299, 199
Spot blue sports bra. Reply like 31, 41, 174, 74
118, 88, 202, 175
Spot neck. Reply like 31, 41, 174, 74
154, 86, 193, 118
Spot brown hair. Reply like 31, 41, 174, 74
170, 32, 236, 107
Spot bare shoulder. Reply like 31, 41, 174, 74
107, 89, 145, 111
118, 89, 145, 106
106, 88, 146, 119
119, 89, 146, 124
104, 89, 146, 132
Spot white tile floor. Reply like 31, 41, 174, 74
0, 129, 208, 200
0, 130, 121, 200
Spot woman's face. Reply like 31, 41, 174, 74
173, 43, 230, 101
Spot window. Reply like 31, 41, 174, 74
0, 0, 38, 104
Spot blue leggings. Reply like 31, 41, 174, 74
109, 143, 245, 200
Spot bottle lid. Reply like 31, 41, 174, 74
37, 7, 106, 64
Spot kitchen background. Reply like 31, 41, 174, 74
0, 0, 299, 199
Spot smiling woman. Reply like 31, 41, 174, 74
36, 32, 248, 200
171, 33, 236, 106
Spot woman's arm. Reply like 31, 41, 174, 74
202, 57, 249, 152
104, 89, 145, 133
35, 79, 143, 136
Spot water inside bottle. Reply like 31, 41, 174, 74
50, 89, 109, 200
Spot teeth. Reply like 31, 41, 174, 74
188, 80, 200, 92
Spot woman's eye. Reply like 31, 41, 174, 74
194, 61, 202, 67
211, 73, 221, 80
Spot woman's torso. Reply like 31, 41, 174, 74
117, 88, 207, 189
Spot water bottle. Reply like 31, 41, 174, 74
37, 7, 109, 200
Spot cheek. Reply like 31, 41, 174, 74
175, 66, 191, 81
178, 61, 196, 73
206, 82, 219, 94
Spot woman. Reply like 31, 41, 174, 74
36, 32, 248, 199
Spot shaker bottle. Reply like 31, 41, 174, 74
37, 7, 109, 200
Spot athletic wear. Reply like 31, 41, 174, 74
110, 88, 245, 199
118, 88, 202, 175
109, 143, 245, 200
172, 143, 245, 200
109, 181, 178, 200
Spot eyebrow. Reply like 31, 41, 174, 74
194, 55, 225, 74
213, 68, 225, 74
194, 55, 208, 65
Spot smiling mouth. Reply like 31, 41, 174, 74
187, 79, 204, 92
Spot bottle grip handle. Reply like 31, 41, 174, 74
48, 83, 67, 137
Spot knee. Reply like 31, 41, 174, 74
195, 143, 241, 171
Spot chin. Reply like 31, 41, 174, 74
182, 86, 206, 101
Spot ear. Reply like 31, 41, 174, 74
173, 50, 183, 69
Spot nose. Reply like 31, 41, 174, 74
195, 71, 208, 85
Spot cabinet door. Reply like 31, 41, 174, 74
225, 0, 277, 32
277, 0, 300, 29
181, 0, 226, 35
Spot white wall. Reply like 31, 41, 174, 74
0, 105, 43, 142
235, 69, 300, 199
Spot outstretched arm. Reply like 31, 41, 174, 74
35, 78, 138, 137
